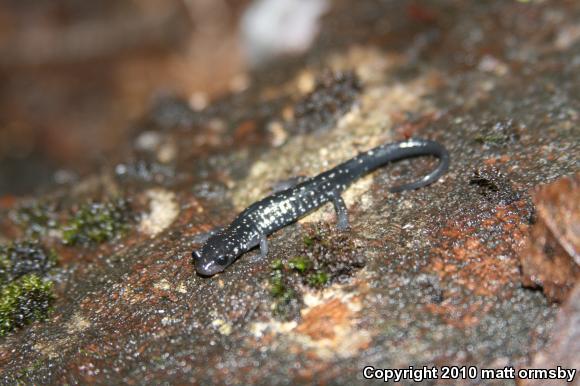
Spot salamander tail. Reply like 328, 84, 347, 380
387, 139, 450, 192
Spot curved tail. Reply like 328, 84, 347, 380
341, 138, 450, 192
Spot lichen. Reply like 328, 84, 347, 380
61, 198, 132, 246
0, 274, 54, 336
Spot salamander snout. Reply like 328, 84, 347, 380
192, 249, 226, 276
195, 258, 224, 276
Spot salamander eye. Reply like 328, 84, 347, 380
192, 250, 202, 261
216, 255, 228, 266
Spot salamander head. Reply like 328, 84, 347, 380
192, 235, 237, 276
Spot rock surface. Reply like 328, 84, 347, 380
1, 0, 579, 384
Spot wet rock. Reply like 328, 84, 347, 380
138, 97, 198, 132
289, 70, 361, 134
1, 0, 580, 384
469, 167, 521, 206
427, 198, 533, 326
519, 173, 580, 302
114, 159, 176, 184
0, 241, 57, 284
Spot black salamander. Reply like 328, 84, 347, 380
193, 138, 449, 276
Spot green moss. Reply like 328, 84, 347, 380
474, 133, 509, 145
288, 256, 311, 273
61, 198, 131, 246
12, 202, 58, 237
269, 258, 298, 317
267, 225, 365, 319
270, 259, 284, 271
307, 272, 329, 287
0, 241, 58, 335
269, 271, 285, 297
269, 268, 299, 319
0, 274, 54, 336
302, 235, 314, 247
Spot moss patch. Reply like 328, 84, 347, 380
296, 224, 365, 286
61, 198, 132, 246
0, 274, 54, 336
473, 119, 520, 146
307, 272, 329, 287
0, 241, 58, 336
474, 133, 508, 144
269, 259, 302, 320
267, 224, 365, 320
288, 256, 311, 273
11, 202, 59, 238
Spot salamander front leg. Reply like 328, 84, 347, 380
271, 176, 307, 194
248, 234, 269, 263
331, 194, 350, 230
190, 226, 223, 244
259, 235, 269, 258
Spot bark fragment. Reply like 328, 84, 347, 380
520, 173, 580, 302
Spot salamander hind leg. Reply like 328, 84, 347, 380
271, 176, 308, 194
330, 192, 350, 230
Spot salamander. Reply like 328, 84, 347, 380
193, 138, 450, 276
